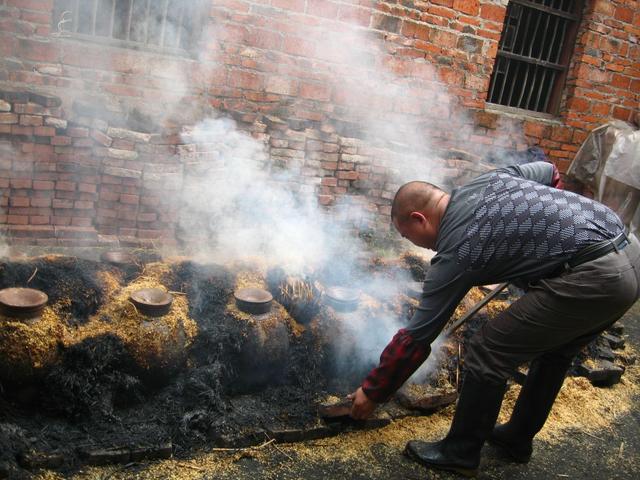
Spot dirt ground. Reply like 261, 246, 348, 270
35, 300, 640, 480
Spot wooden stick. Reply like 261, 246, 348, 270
209, 438, 275, 452
27, 267, 38, 284
579, 430, 604, 441
174, 462, 204, 472
456, 343, 461, 390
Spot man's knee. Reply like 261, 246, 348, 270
464, 332, 514, 385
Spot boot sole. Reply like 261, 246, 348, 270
486, 438, 531, 463
404, 445, 478, 478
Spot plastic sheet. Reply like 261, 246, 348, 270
567, 120, 640, 234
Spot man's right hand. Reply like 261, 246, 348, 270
348, 387, 377, 420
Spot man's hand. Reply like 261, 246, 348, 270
348, 387, 377, 420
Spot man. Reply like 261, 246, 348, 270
349, 161, 640, 477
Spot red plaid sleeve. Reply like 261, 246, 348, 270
361, 328, 431, 403
551, 163, 564, 189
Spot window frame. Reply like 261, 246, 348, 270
51, 0, 207, 57
487, 0, 585, 115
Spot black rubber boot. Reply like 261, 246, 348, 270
405, 374, 506, 477
489, 356, 572, 463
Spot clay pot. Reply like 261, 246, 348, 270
0, 288, 48, 320
234, 288, 273, 314
130, 288, 173, 317
235, 312, 290, 392
324, 286, 360, 312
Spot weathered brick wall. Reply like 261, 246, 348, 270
0, 0, 638, 246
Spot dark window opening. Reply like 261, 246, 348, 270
487, 0, 584, 114
52, 0, 207, 53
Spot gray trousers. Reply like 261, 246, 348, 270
466, 236, 640, 384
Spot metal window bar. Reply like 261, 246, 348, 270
159, 0, 170, 48
487, 0, 582, 113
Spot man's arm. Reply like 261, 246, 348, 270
501, 161, 563, 189
353, 262, 471, 413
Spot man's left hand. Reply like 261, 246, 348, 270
348, 387, 377, 420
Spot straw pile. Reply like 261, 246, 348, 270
0, 307, 68, 382
68, 261, 198, 379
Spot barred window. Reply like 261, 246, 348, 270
52, 0, 207, 53
487, 0, 584, 114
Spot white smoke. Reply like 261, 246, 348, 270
177, 116, 367, 274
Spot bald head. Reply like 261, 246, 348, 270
391, 181, 444, 225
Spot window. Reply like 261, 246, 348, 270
52, 0, 207, 52
487, 0, 584, 114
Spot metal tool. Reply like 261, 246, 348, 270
444, 283, 509, 336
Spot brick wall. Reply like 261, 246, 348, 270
0, 0, 638, 246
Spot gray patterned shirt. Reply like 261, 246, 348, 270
407, 162, 624, 342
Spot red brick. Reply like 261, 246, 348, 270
11, 125, 33, 135
299, 82, 331, 101
136, 229, 162, 239
137, 212, 157, 222
51, 216, 71, 226
480, 4, 506, 23
55, 181, 75, 191
336, 171, 359, 180
523, 121, 551, 138
453, 0, 479, 16
0, 113, 18, 124
550, 126, 572, 143
307, 0, 339, 19
112, 139, 135, 150
71, 217, 93, 227
30, 216, 50, 225
91, 129, 113, 147
614, 6, 633, 23
611, 74, 631, 89
321, 177, 338, 187
73, 138, 94, 147
52, 199, 73, 209
338, 4, 371, 26
613, 106, 633, 121
10, 197, 30, 207
7, 0, 53, 10
67, 127, 89, 138
74, 200, 94, 209
17, 38, 59, 62
78, 183, 97, 194
265, 76, 298, 96
402, 21, 432, 41
20, 10, 50, 24
7, 215, 29, 225
567, 97, 590, 112
34, 126, 55, 136
55, 226, 97, 239
99, 190, 120, 202
19, 115, 43, 126
51, 136, 71, 146
318, 194, 334, 206
10, 179, 32, 189
439, 67, 464, 86
31, 197, 51, 207
120, 194, 139, 205
272, 0, 305, 13
591, 103, 611, 116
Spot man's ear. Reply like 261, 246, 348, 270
409, 211, 427, 225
